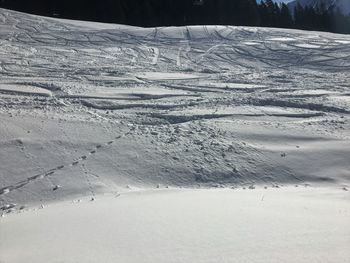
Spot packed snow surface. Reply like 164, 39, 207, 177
0, 8, 350, 263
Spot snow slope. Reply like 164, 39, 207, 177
0, 8, 350, 207
0, 8, 350, 263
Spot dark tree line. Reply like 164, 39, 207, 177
0, 0, 349, 34
259, 0, 350, 34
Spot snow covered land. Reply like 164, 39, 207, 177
0, 8, 349, 263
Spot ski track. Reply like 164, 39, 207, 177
0, 8, 350, 207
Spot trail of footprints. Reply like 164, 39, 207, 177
0, 133, 128, 197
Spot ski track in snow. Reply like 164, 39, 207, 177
0, 9, 350, 207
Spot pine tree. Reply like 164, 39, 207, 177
279, 3, 293, 28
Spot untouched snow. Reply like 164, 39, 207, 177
1, 188, 350, 263
0, 8, 350, 263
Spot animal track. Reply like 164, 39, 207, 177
0, 131, 129, 197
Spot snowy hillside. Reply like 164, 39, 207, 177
0, 8, 350, 206
0, 8, 350, 263
288, 0, 350, 15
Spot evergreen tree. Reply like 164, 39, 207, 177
279, 3, 293, 28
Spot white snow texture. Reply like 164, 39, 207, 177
0, 8, 349, 263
